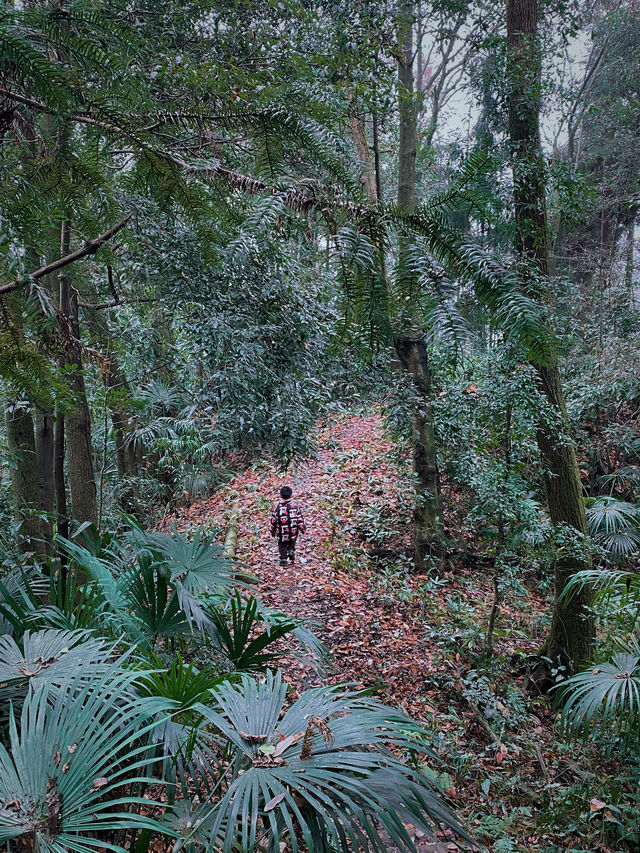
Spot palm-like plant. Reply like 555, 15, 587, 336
558, 653, 640, 741
56, 525, 237, 647
585, 496, 640, 559
185, 671, 472, 853
0, 665, 165, 853
134, 653, 229, 800
0, 564, 49, 634
135, 527, 236, 628
558, 503, 640, 742
209, 592, 298, 673
0, 628, 110, 693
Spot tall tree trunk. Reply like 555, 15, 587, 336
54, 230, 69, 542
54, 403, 69, 542
6, 402, 47, 555
36, 410, 55, 549
59, 221, 98, 528
397, 1, 417, 214
349, 110, 378, 201
506, 0, 593, 672
396, 0, 443, 570
35, 272, 57, 552
393, 334, 442, 566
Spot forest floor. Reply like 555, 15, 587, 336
166, 412, 618, 853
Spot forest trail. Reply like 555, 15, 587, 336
165, 412, 541, 719
163, 414, 578, 850
167, 412, 439, 714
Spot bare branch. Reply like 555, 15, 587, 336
78, 296, 160, 310
0, 215, 132, 297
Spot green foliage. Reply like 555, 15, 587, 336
585, 497, 640, 560
195, 671, 472, 853
209, 591, 298, 673
558, 654, 640, 742
0, 512, 469, 853
0, 662, 165, 852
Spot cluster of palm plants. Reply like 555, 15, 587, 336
555, 497, 640, 741
0, 522, 470, 852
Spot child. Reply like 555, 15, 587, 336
270, 485, 306, 567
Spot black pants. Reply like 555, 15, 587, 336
278, 537, 297, 563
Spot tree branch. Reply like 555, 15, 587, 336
0, 215, 132, 297
78, 295, 159, 310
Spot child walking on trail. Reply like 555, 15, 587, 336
270, 485, 306, 567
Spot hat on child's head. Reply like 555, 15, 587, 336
280, 485, 293, 499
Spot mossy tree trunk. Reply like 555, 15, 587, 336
5, 402, 48, 555
396, 0, 443, 570
506, 0, 593, 671
393, 333, 442, 569
59, 221, 98, 528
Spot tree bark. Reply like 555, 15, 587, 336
506, 0, 593, 672
54, 403, 69, 543
397, 0, 417, 214
625, 222, 635, 304
396, 0, 443, 570
393, 334, 442, 567
36, 410, 55, 549
349, 110, 378, 202
35, 271, 56, 552
6, 402, 47, 555
59, 221, 98, 528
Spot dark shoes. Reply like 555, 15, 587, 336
278, 545, 296, 568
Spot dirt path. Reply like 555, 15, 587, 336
166, 412, 526, 716
164, 413, 601, 852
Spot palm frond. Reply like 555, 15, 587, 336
196, 672, 472, 853
0, 664, 166, 852
209, 592, 297, 673
0, 628, 111, 693
558, 653, 640, 741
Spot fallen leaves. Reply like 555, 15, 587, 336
264, 793, 286, 812
162, 412, 604, 852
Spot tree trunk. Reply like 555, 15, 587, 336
396, 0, 443, 570
36, 410, 55, 549
54, 404, 69, 542
59, 221, 98, 528
394, 334, 442, 568
397, 0, 417, 214
6, 402, 47, 555
506, 0, 593, 672
349, 110, 378, 201
625, 222, 635, 305
536, 366, 594, 669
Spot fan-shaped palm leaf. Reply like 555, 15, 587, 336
586, 497, 640, 536
195, 671, 472, 853
0, 666, 166, 852
0, 629, 111, 691
583, 497, 640, 559
558, 653, 640, 740
135, 527, 236, 596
